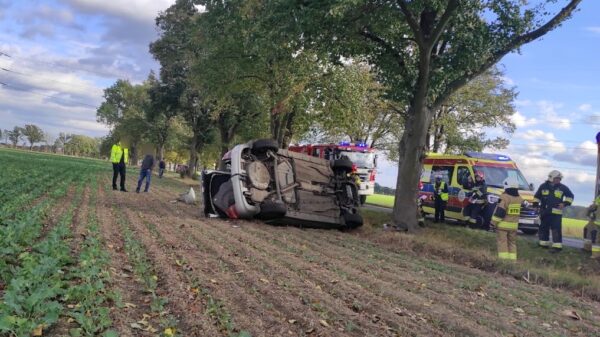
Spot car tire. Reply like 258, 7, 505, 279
252, 139, 279, 155
343, 211, 363, 229
332, 157, 353, 173
257, 200, 287, 220
521, 228, 538, 235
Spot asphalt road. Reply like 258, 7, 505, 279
362, 203, 585, 249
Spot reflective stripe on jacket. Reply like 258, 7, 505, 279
435, 181, 449, 201
110, 144, 129, 164
491, 192, 523, 231
534, 181, 573, 216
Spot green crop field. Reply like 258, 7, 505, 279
366, 193, 588, 238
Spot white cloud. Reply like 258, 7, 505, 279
535, 100, 570, 129
586, 26, 600, 34
64, 119, 109, 132
579, 103, 592, 112
511, 111, 538, 128
500, 76, 515, 86
65, 0, 175, 23
554, 141, 597, 167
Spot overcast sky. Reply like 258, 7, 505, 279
1, 1, 600, 205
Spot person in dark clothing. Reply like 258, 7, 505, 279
534, 170, 574, 253
158, 159, 166, 178
434, 175, 449, 223
136, 154, 155, 193
468, 171, 488, 229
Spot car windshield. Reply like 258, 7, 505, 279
473, 166, 530, 190
339, 151, 376, 169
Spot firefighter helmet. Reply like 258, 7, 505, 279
474, 170, 484, 180
503, 177, 520, 189
548, 170, 563, 180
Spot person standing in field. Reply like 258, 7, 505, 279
159, 158, 166, 178
433, 175, 448, 223
110, 140, 128, 192
535, 170, 574, 253
136, 153, 155, 193
491, 177, 523, 260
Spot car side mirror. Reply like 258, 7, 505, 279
529, 183, 535, 191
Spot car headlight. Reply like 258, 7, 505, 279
486, 194, 500, 204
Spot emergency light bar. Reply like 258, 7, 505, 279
464, 152, 511, 161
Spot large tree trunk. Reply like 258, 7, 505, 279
391, 106, 433, 231
188, 134, 199, 177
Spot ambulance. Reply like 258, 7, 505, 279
419, 152, 540, 234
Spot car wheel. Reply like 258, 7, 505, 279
251, 139, 279, 155
521, 228, 538, 235
332, 157, 353, 173
256, 200, 287, 220
343, 211, 363, 229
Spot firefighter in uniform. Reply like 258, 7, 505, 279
468, 171, 487, 228
491, 177, 523, 260
534, 170, 574, 253
433, 175, 449, 223
462, 175, 475, 222
584, 195, 600, 258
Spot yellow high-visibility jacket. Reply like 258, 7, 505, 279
492, 192, 523, 231
110, 144, 129, 164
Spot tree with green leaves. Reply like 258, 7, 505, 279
7, 126, 23, 148
22, 124, 45, 150
64, 135, 100, 157
427, 66, 516, 154
97, 79, 151, 164
292, 0, 582, 231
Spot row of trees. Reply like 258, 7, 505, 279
96, 0, 581, 230
0, 125, 101, 157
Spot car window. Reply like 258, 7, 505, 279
457, 166, 471, 186
429, 165, 454, 184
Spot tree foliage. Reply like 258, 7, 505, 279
290, 0, 582, 231
22, 124, 45, 150
7, 126, 23, 148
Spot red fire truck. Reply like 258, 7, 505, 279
288, 142, 377, 204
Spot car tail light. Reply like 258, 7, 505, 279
369, 170, 376, 182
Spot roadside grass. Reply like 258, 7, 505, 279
360, 209, 600, 301
366, 194, 394, 208
366, 194, 588, 239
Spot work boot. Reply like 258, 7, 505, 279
121, 188, 128, 192
113, 186, 118, 191
136, 188, 140, 193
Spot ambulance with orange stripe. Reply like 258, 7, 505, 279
419, 152, 540, 234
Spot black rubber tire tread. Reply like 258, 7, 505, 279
252, 139, 279, 154
521, 228, 538, 235
256, 200, 287, 220
343, 212, 363, 229
333, 157, 353, 173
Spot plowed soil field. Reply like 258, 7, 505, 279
1, 149, 599, 337
90, 175, 600, 337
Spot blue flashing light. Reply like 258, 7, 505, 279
465, 152, 511, 161
339, 141, 350, 146
357, 142, 367, 147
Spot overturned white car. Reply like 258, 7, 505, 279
202, 139, 363, 229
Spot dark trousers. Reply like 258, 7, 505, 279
434, 198, 446, 222
112, 163, 126, 190
539, 214, 562, 246
136, 169, 152, 192
468, 204, 485, 228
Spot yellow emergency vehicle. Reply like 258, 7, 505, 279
418, 152, 540, 234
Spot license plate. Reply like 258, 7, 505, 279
520, 218, 536, 224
